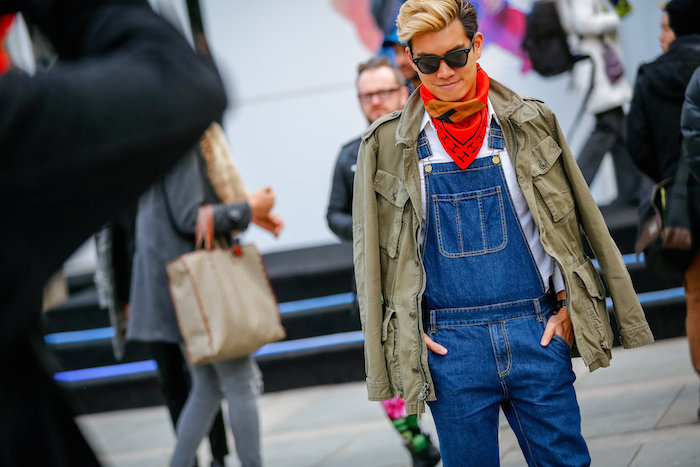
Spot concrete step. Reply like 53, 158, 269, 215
54, 331, 366, 414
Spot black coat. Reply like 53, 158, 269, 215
326, 137, 361, 242
683, 67, 700, 180
0, 1, 226, 465
628, 35, 700, 183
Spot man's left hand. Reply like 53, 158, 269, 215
541, 306, 574, 347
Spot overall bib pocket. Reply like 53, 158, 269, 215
431, 186, 507, 258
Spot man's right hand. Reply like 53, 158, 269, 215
424, 333, 447, 355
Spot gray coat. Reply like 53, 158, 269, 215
127, 148, 251, 343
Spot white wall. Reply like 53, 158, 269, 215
62, 0, 668, 275
197, 0, 667, 254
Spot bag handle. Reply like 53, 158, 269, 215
195, 205, 215, 250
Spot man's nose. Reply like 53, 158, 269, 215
436, 60, 454, 78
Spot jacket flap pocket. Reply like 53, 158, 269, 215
573, 261, 606, 300
381, 306, 397, 341
374, 170, 409, 207
531, 136, 562, 177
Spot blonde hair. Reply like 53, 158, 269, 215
396, 0, 477, 49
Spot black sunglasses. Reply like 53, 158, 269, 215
411, 43, 473, 74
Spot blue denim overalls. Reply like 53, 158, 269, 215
419, 120, 590, 467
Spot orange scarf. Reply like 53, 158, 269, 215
419, 65, 490, 169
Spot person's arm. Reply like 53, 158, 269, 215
352, 132, 393, 401
1, 0, 227, 260
550, 106, 654, 349
163, 150, 252, 237
682, 68, 700, 180
327, 147, 355, 242
627, 71, 660, 182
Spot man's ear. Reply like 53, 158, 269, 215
472, 32, 484, 60
405, 46, 420, 75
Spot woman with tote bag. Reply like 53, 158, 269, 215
128, 124, 284, 467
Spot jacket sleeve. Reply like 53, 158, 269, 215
162, 150, 251, 236
627, 70, 660, 182
569, 0, 619, 36
549, 108, 655, 348
682, 68, 700, 180
352, 132, 393, 400
327, 148, 354, 242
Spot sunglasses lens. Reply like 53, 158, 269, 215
444, 49, 469, 69
416, 57, 440, 74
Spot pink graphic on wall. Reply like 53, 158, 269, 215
331, 0, 383, 52
481, 3, 531, 72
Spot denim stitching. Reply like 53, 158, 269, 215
499, 321, 512, 378
455, 198, 464, 254
505, 399, 538, 466
488, 325, 502, 377
497, 177, 508, 252
479, 192, 487, 251
499, 378, 509, 400
431, 293, 550, 312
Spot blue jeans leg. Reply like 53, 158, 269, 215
501, 314, 590, 467
427, 322, 503, 467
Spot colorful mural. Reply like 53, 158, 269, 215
332, 0, 531, 72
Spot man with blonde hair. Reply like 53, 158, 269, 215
352, 0, 654, 465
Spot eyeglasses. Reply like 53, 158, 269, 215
358, 87, 401, 104
411, 43, 473, 74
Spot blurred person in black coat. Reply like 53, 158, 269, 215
627, 0, 700, 417
0, 0, 227, 465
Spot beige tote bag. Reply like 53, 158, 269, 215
167, 205, 285, 364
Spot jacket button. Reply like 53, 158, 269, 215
539, 160, 547, 170
409, 312, 417, 319
391, 193, 397, 201
412, 367, 420, 374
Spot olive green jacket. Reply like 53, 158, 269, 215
352, 79, 654, 415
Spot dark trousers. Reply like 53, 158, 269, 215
578, 106, 642, 205
148, 342, 229, 461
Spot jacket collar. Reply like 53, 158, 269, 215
395, 78, 536, 146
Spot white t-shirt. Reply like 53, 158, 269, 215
418, 99, 565, 293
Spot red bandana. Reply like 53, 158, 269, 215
419, 65, 490, 169
0, 14, 15, 74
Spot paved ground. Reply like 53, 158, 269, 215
77, 337, 700, 466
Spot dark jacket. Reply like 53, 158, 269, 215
127, 148, 251, 343
0, 1, 226, 465
327, 137, 361, 241
683, 67, 700, 180
628, 35, 700, 183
